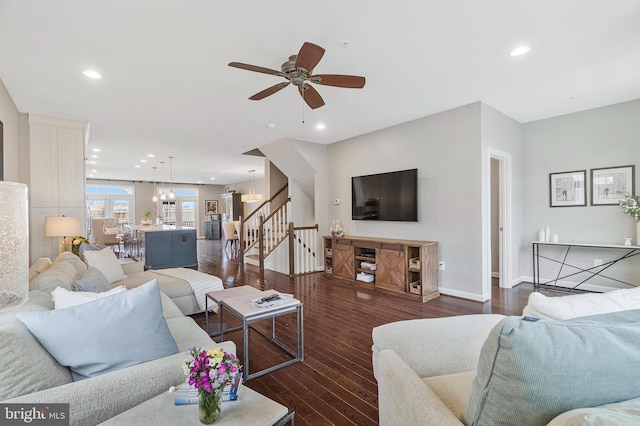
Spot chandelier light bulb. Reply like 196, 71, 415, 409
151, 166, 158, 202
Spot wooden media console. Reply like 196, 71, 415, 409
323, 235, 439, 302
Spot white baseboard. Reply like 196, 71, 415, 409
438, 287, 490, 302
491, 272, 500, 279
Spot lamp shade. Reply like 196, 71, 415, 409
44, 216, 81, 237
0, 181, 29, 312
241, 193, 264, 203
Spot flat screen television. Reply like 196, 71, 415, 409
351, 168, 418, 221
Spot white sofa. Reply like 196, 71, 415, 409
1, 253, 234, 425
28, 251, 223, 315
372, 288, 640, 425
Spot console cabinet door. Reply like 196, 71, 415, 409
332, 240, 354, 280
376, 248, 406, 293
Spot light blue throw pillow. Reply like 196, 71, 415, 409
17, 280, 178, 381
72, 267, 111, 292
463, 309, 640, 426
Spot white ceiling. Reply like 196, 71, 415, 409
1, 0, 639, 185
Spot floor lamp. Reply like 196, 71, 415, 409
0, 181, 29, 312
45, 216, 81, 255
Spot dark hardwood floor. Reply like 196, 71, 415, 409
191, 239, 533, 426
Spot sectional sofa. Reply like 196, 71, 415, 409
0, 252, 233, 425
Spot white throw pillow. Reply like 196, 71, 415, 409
52, 285, 127, 309
83, 247, 126, 284
522, 287, 640, 320
104, 227, 118, 234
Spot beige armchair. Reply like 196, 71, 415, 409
222, 221, 239, 252
90, 218, 123, 254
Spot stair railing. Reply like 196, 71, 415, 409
288, 223, 319, 276
239, 184, 288, 255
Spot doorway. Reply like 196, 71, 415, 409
483, 148, 512, 299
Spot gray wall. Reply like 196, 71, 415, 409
491, 158, 499, 275
0, 79, 20, 182
521, 99, 640, 279
328, 102, 484, 299
480, 103, 525, 289
86, 179, 225, 238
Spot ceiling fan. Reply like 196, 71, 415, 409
228, 42, 366, 109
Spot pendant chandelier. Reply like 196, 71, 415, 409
241, 170, 263, 203
168, 156, 176, 200
160, 161, 167, 201
151, 166, 158, 202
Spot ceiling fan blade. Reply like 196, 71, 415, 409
249, 82, 290, 100
295, 42, 325, 72
228, 62, 282, 76
311, 74, 366, 89
299, 84, 325, 109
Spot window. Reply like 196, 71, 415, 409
157, 187, 198, 228
86, 185, 135, 231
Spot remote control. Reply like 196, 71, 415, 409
261, 294, 280, 302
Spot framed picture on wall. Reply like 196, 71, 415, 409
205, 200, 218, 214
549, 170, 587, 207
591, 165, 635, 206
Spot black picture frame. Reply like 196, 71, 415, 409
591, 165, 635, 206
549, 170, 587, 207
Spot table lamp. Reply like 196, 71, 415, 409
0, 181, 29, 312
45, 216, 81, 254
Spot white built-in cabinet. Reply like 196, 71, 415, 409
22, 114, 88, 262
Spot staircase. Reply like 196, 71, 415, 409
239, 185, 319, 275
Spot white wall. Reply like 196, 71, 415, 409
521, 99, 640, 278
328, 102, 484, 299
0, 79, 21, 182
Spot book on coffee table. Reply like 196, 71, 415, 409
174, 372, 243, 405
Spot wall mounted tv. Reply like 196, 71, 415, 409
352, 168, 418, 222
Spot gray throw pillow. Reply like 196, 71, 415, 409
463, 309, 640, 426
72, 267, 111, 292
16, 280, 178, 381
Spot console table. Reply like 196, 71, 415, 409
323, 235, 439, 302
532, 241, 640, 293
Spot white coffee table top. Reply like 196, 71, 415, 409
100, 385, 288, 426
208, 287, 301, 318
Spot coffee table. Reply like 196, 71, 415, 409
205, 286, 304, 381
99, 385, 294, 425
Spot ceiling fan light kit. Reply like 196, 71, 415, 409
229, 42, 366, 109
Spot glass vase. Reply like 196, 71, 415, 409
199, 389, 222, 424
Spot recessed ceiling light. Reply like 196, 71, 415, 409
147, 154, 154, 158
88, 161, 97, 165
91, 169, 97, 173
140, 159, 147, 163
267, 123, 276, 128
92, 148, 101, 152
210, 177, 216, 180
510, 46, 530, 56
316, 123, 326, 130
134, 165, 140, 168
197, 180, 202, 184
83, 70, 102, 79
90, 155, 99, 159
